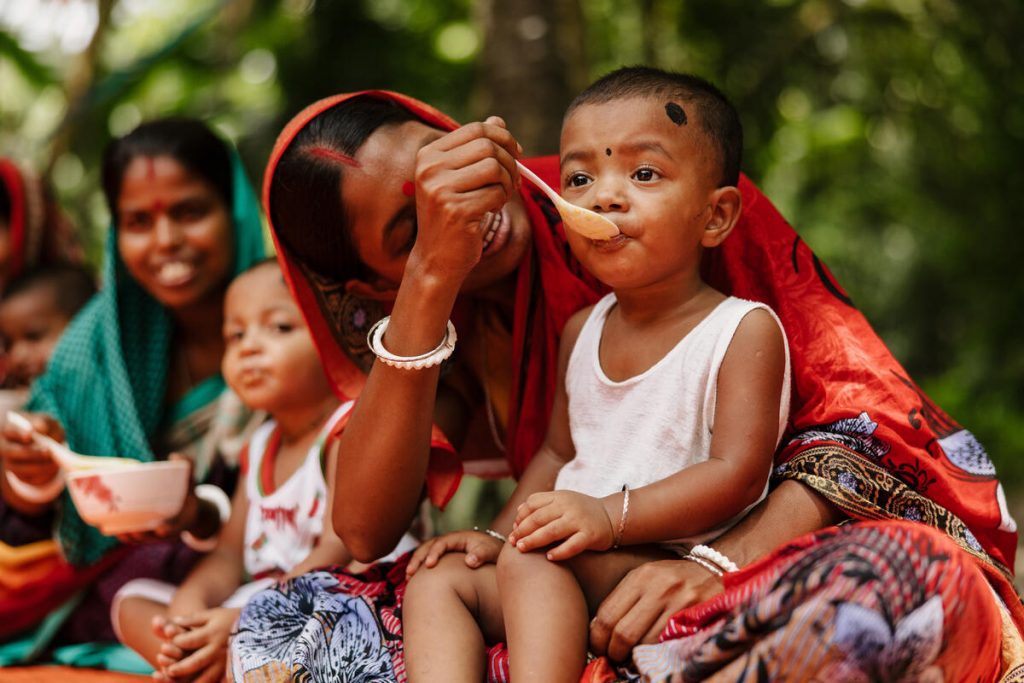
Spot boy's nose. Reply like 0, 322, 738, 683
590, 179, 628, 213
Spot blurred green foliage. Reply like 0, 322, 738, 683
1, 0, 1021, 484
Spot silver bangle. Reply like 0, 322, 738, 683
473, 526, 507, 543
690, 544, 739, 573
366, 316, 457, 370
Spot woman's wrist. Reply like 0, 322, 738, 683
387, 267, 461, 356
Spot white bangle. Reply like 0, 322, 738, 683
181, 484, 231, 552
690, 544, 739, 573
366, 316, 457, 370
682, 554, 723, 577
195, 484, 232, 524
4, 469, 65, 504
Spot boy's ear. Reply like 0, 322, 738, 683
701, 185, 742, 248
344, 277, 399, 302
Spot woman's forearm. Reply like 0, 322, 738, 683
711, 480, 844, 567
333, 270, 461, 561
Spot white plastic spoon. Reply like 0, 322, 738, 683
515, 161, 619, 240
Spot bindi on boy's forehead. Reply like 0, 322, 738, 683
665, 102, 687, 126
605, 148, 612, 156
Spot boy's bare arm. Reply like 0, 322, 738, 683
168, 479, 249, 618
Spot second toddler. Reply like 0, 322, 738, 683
113, 259, 361, 681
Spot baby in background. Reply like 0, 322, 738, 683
402, 66, 790, 682
113, 259, 359, 681
0, 264, 96, 390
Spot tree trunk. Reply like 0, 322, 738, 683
474, 0, 588, 156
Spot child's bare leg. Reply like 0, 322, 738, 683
497, 544, 589, 683
404, 553, 506, 683
497, 544, 677, 679
114, 596, 171, 668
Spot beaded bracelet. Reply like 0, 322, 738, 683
367, 316, 457, 370
612, 484, 630, 549
473, 526, 508, 543
689, 544, 739, 573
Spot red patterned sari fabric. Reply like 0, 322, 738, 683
634, 521, 1003, 682
235, 91, 1021, 682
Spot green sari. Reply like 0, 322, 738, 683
27, 151, 266, 566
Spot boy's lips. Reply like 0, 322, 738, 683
590, 233, 630, 252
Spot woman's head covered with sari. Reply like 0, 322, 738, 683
264, 94, 430, 400
29, 117, 265, 565
0, 159, 84, 293
265, 92, 1019, 626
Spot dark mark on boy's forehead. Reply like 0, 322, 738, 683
605, 148, 612, 156
665, 102, 687, 126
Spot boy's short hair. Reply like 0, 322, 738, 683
565, 66, 742, 187
3, 264, 97, 319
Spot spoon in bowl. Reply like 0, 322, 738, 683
515, 161, 619, 240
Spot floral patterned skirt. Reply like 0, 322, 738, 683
229, 521, 1006, 682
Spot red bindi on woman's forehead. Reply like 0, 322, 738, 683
401, 181, 415, 197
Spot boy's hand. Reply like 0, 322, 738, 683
405, 529, 505, 577
509, 490, 615, 560
161, 607, 239, 682
151, 615, 188, 681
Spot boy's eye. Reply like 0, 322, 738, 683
224, 329, 243, 343
271, 323, 295, 334
633, 167, 658, 182
566, 173, 591, 188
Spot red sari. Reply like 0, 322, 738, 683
233, 91, 1020, 682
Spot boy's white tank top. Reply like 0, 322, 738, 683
555, 293, 791, 546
